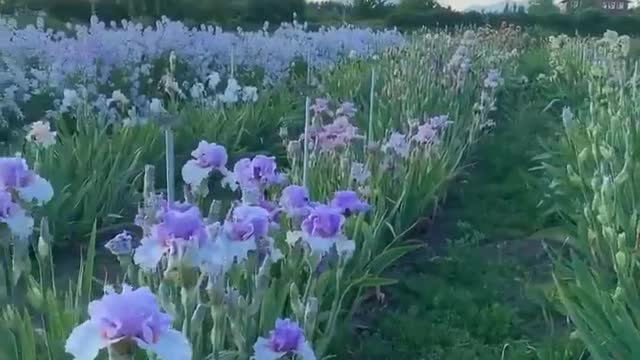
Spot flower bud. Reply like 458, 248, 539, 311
279, 127, 288, 139
289, 283, 305, 320
37, 217, 51, 261
304, 296, 318, 334
615, 251, 628, 270
613, 285, 624, 301
143, 165, 155, 202
577, 147, 589, 166
190, 303, 208, 333
26, 277, 44, 310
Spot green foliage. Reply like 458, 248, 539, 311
528, 0, 560, 16
245, 0, 306, 23
336, 234, 584, 360
538, 31, 640, 360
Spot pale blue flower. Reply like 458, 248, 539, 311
253, 319, 315, 360
65, 285, 191, 360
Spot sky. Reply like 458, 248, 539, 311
439, 0, 509, 10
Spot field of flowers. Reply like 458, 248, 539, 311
0, 13, 637, 360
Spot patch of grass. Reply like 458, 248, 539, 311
336, 237, 583, 360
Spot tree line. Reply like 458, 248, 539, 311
1, 0, 640, 36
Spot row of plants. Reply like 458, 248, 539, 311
529, 30, 640, 359
0, 25, 522, 360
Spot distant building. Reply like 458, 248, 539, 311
560, 0, 632, 14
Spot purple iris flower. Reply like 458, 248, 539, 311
0, 189, 33, 238
104, 231, 134, 256
134, 204, 208, 271
182, 141, 229, 187
330, 190, 369, 216
279, 185, 311, 218
253, 318, 316, 360
301, 205, 354, 256
0, 157, 53, 204
336, 101, 356, 118
65, 285, 191, 360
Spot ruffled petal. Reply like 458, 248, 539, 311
18, 175, 54, 204
226, 238, 257, 263
302, 235, 335, 255
335, 238, 356, 258
285, 231, 302, 246
133, 237, 168, 271
136, 329, 192, 360
65, 321, 108, 360
181, 160, 212, 187
252, 337, 284, 360
296, 340, 317, 360
4, 207, 34, 239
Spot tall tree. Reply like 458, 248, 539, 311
528, 0, 560, 15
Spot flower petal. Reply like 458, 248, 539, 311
253, 337, 285, 360
181, 160, 212, 187
296, 341, 317, 360
226, 238, 257, 263
335, 238, 356, 258
65, 321, 107, 360
285, 231, 302, 246
18, 175, 53, 204
133, 237, 168, 271
136, 329, 192, 360
4, 207, 34, 239
302, 235, 335, 255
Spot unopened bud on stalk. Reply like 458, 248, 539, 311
37, 217, 51, 261
190, 303, 208, 332
279, 127, 288, 139
614, 161, 629, 186
617, 233, 627, 249
599, 145, 613, 161
566, 165, 581, 186
602, 226, 616, 242
287, 140, 301, 158
577, 147, 589, 165
613, 285, 624, 301
143, 165, 155, 202
26, 277, 43, 310
601, 176, 614, 200
615, 251, 628, 270
207, 200, 222, 222
304, 296, 318, 331
289, 283, 305, 319
169, 51, 177, 74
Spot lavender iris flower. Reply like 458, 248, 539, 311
253, 318, 316, 360
301, 205, 354, 256
104, 231, 134, 256
65, 285, 191, 360
350, 162, 371, 185
381, 132, 410, 159
0, 189, 34, 239
310, 98, 332, 117
226, 155, 283, 195
279, 185, 311, 218
0, 157, 54, 204
336, 101, 356, 118
134, 204, 208, 271
202, 205, 278, 274
181, 141, 229, 187
330, 190, 369, 216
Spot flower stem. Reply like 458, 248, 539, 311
164, 128, 175, 204
108, 343, 134, 360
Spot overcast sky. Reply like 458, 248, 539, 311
440, 0, 506, 10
